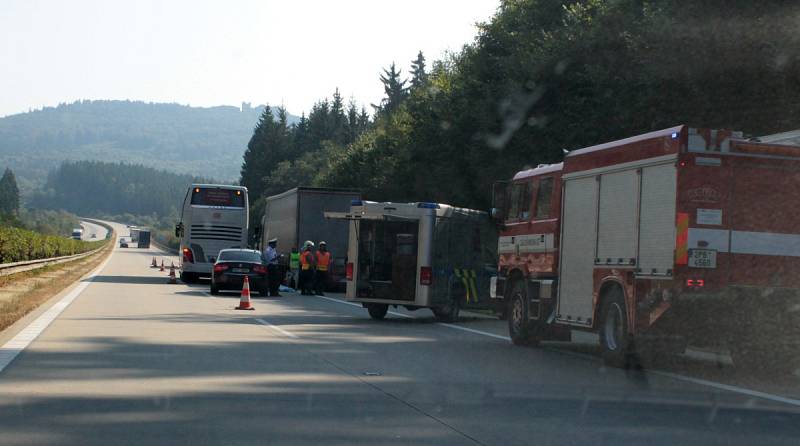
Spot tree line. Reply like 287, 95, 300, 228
241, 0, 800, 212
31, 160, 213, 218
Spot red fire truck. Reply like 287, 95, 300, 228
491, 125, 800, 370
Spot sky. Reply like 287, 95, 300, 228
0, 0, 501, 117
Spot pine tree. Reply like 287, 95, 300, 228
0, 168, 20, 216
329, 88, 348, 145
346, 98, 359, 144
240, 106, 275, 200
376, 62, 408, 115
410, 51, 427, 90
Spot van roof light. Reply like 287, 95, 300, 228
417, 202, 440, 209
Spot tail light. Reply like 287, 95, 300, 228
213, 264, 229, 273
686, 278, 705, 288
253, 264, 267, 274
182, 247, 194, 263
420, 266, 432, 286
346, 262, 353, 281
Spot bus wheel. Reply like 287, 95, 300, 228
599, 287, 634, 368
366, 303, 388, 320
432, 297, 460, 323
508, 281, 538, 346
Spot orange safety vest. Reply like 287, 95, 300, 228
300, 251, 314, 270
315, 251, 331, 271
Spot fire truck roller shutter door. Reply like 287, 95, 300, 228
557, 176, 599, 325
638, 163, 678, 275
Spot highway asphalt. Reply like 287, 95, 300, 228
1, 221, 799, 445
79, 220, 108, 241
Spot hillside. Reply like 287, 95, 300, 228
0, 100, 299, 194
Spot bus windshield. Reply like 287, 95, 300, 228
190, 188, 245, 208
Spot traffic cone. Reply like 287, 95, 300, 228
160, 259, 165, 272
235, 276, 255, 310
168, 265, 177, 284
151, 257, 158, 268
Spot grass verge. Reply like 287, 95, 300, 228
0, 235, 114, 333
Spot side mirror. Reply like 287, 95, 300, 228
491, 181, 508, 222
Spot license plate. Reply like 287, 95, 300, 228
688, 249, 716, 268
231, 268, 249, 273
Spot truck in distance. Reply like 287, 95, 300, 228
327, 201, 498, 321
257, 187, 360, 291
492, 125, 800, 371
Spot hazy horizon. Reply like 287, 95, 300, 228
1, 0, 500, 118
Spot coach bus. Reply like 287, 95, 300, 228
175, 184, 249, 282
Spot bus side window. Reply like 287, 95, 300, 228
534, 177, 554, 219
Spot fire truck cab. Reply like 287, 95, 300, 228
493, 125, 800, 370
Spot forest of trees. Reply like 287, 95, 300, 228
31, 161, 212, 218
241, 0, 800, 211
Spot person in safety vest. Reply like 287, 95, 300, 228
299, 241, 315, 295
314, 241, 331, 296
288, 247, 300, 290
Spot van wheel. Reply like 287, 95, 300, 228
366, 303, 388, 320
432, 297, 460, 323
508, 281, 540, 346
599, 287, 634, 368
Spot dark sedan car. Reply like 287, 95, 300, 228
210, 249, 268, 295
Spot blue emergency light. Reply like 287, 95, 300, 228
351, 200, 363, 206
417, 202, 440, 209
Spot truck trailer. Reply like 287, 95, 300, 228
492, 125, 800, 371
258, 187, 360, 291
327, 201, 498, 321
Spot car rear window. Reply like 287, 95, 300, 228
218, 251, 262, 262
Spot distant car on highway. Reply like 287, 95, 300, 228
119, 238, 129, 248
210, 249, 268, 296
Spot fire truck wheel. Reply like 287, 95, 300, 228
366, 303, 389, 320
432, 297, 460, 323
508, 281, 539, 346
599, 288, 634, 368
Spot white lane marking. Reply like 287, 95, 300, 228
311, 294, 800, 408
0, 247, 114, 374
314, 294, 414, 318
315, 295, 361, 308
255, 318, 298, 339
647, 369, 800, 408
436, 323, 511, 341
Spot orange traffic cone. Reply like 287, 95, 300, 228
168, 265, 177, 284
235, 276, 255, 310
151, 257, 158, 268
160, 259, 165, 272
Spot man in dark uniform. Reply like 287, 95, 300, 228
264, 238, 282, 297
